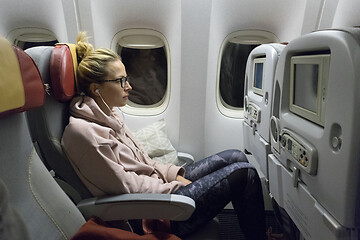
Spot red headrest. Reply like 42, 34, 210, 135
0, 38, 45, 118
13, 46, 45, 111
50, 44, 76, 102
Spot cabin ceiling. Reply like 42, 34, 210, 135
1, 0, 359, 44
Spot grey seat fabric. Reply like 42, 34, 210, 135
25, 46, 92, 203
0, 178, 30, 240
0, 111, 86, 240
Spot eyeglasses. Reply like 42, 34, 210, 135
99, 76, 130, 88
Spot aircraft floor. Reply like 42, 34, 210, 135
217, 209, 282, 240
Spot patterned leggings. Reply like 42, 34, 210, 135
171, 149, 266, 240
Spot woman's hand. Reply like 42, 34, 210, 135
176, 175, 192, 186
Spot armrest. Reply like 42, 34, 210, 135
77, 193, 195, 221
177, 152, 195, 167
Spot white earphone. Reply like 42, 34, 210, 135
95, 88, 125, 122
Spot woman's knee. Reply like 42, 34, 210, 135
217, 149, 248, 164
227, 167, 261, 195
247, 167, 260, 182
227, 167, 249, 193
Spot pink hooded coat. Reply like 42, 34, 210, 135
61, 96, 185, 196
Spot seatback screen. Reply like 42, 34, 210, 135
289, 54, 330, 127
252, 58, 266, 95
254, 62, 264, 90
293, 64, 319, 113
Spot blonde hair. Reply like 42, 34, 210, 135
76, 32, 121, 95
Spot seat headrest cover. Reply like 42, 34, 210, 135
13, 46, 45, 111
0, 37, 25, 114
66, 43, 79, 88
50, 44, 77, 102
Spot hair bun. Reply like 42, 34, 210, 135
76, 32, 94, 63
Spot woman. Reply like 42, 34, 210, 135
62, 32, 267, 240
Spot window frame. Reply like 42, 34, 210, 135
216, 30, 279, 119
111, 29, 171, 116
7, 27, 58, 49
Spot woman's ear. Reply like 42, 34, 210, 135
89, 83, 100, 97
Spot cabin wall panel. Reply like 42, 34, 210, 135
204, 0, 307, 157
0, 0, 74, 42
178, 0, 211, 160
77, 0, 183, 150
301, 0, 324, 34
61, 0, 80, 42
81, 0, 182, 48
318, 0, 339, 30
331, 0, 360, 28
207, 0, 307, 43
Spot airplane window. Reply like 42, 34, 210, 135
220, 42, 257, 108
120, 47, 167, 106
8, 28, 58, 50
217, 30, 279, 118
17, 39, 58, 50
112, 29, 170, 116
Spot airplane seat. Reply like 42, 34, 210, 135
268, 27, 360, 239
25, 45, 92, 203
243, 43, 285, 180
0, 37, 86, 240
